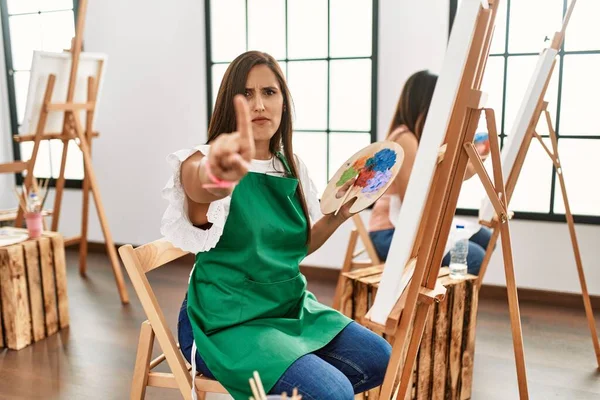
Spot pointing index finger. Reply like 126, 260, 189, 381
234, 94, 252, 142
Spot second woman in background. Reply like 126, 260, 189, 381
368, 70, 492, 275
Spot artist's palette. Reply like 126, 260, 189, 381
321, 141, 404, 215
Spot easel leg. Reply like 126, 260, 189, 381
543, 109, 600, 367
498, 220, 529, 399
380, 305, 413, 399
487, 108, 529, 398
72, 113, 129, 304
15, 76, 56, 228
80, 76, 97, 277
51, 139, 69, 232
467, 108, 529, 398
392, 302, 430, 400
556, 170, 600, 367
476, 225, 500, 286
333, 229, 359, 311
80, 138, 92, 276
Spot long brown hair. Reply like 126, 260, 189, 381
388, 70, 438, 142
207, 51, 311, 243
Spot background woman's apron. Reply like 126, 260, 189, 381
187, 154, 352, 400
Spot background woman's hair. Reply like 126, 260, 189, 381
388, 70, 438, 142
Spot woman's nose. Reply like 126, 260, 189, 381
253, 94, 265, 112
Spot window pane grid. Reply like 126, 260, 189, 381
206, 0, 377, 193
210, 55, 375, 65
295, 129, 371, 134
5, 8, 73, 17
453, 0, 600, 221
490, 49, 600, 58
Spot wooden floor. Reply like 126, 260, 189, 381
1, 250, 599, 399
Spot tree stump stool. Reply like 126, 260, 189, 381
341, 266, 479, 400
0, 229, 69, 350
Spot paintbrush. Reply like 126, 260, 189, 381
40, 178, 51, 210
13, 188, 27, 214
22, 183, 29, 212
249, 377, 261, 400
253, 371, 267, 399
334, 176, 359, 216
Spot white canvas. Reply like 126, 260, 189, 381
19, 51, 107, 135
370, 0, 488, 325
478, 48, 558, 223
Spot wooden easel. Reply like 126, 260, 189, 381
360, 2, 530, 399
476, 0, 600, 368
9, 0, 129, 304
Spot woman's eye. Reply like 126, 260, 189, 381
265, 89, 275, 96
244, 90, 252, 97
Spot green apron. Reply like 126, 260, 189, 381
187, 153, 352, 400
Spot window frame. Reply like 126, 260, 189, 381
0, 0, 82, 189
450, 0, 600, 225
203, 0, 379, 191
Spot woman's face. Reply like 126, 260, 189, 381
244, 64, 284, 142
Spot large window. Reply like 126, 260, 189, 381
206, 0, 378, 194
1, 0, 81, 187
453, 0, 600, 223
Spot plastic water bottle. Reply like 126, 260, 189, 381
449, 224, 468, 279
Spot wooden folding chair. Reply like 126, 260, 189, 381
118, 239, 229, 400
332, 214, 382, 310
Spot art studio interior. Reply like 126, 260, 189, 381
1, 0, 599, 399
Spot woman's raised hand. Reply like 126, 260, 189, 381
207, 95, 256, 183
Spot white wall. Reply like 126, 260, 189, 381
1, 0, 599, 297
375, 0, 449, 141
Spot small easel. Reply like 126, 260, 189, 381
9, 0, 129, 304
361, 2, 531, 399
476, 0, 600, 368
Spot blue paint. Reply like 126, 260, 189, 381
365, 149, 397, 172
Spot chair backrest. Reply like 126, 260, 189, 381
351, 214, 381, 266
333, 214, 383, 311
118, 239, 193, 397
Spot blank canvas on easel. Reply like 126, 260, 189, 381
21, 51, 106, 134
479, 47, 558, 223
18, 51, 106, 179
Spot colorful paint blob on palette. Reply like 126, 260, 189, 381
336, 148, 397, 195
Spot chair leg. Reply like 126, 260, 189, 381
333, 229, 359, 310
131, 321, 155, 400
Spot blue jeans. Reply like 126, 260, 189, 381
369, 227, 493, 275
178, 296, 391, 399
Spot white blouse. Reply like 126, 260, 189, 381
160, 145, 323, 253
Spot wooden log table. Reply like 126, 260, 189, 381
341, 266, 479, 400
0, 229, 69, 350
